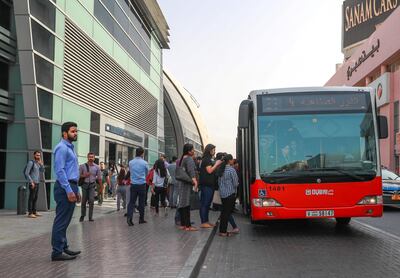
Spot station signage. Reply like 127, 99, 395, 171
369, 72, 390, 107
342, 0, 399, 49
105, 124, 143, 143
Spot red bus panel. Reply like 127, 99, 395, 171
250, 178, 383, 221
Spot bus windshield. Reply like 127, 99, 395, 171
258, 112, 378, 178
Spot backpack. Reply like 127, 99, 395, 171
78, 163, 90, 186
23, 160, 35, 180
146, 168, 155, 185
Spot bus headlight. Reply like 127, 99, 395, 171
357, 196, 383, 205
253, 198, 282, 207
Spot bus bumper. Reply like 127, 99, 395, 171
251, 204, 383, 221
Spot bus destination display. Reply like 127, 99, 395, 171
260, 92, 369, 114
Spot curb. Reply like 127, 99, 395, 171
177, 222, 218, 278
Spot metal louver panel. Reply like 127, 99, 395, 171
63, 19, 158, 136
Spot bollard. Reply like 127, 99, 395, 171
17, 185, 27, 215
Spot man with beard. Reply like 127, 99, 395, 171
79, 152, 102, 222
51, 122, 81, 261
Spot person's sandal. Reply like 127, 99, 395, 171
185, 226, 198, 231
231, 228, 240, 234
200, 223, 213, 228
218, 232, 232, 237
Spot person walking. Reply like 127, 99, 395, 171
79, 153, 101, 222
151, 159, 169, 216
127, 147, 149, 226
51, 122, 81, 261
116, 167, 128, 211
167, 156, 177, 208
97, 162, 108, 206
198, 144, 222, 228
176, 143, 198, 231
124, 170, 131, 217
24, 151, 45, 218
108, 161, 118, 199
217, 154, 240, 237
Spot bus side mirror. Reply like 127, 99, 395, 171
238, 100, 253, 128
378, 116, 388, 139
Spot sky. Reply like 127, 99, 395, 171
158, 0, 344, 156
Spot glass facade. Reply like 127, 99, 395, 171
1, 0, 170, 210
93, 0, 152, 74
163, 74, 203, 153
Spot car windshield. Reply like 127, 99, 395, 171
258, 113, 377, 178
382, 169, 400, 180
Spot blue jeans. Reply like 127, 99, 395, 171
199, 186, 214, 224
127, 184, 146, 221
51, 182, 78, 257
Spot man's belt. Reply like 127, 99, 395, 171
68, 180, 78, 185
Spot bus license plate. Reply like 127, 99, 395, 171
306, 210, 334, 217
391, 194, 400, 201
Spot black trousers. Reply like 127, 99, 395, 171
179, 206, 191, 227
127, 184, 146, 221
154, 187, 167, 213
28, 183, 39, 214
219, 194, 236, 233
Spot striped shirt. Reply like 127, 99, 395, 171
218, 165, 239, 198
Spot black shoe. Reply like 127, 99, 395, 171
139, 219, 147, 224
52, 254, 77, 261
79, 216, 84, 222
64, 249, 81, 256
124, 213, 127, 217
89, 218, 94, 222
127, 218, 134, 226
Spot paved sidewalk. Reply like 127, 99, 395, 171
0, 198, 118, 247
0, 205, 218, 278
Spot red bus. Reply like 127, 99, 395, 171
237, 87, 388, 225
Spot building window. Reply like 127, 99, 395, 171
40, 120, 52, 150
395, 101, 399, 136
144, 135, 149, 148
0, 122, 7, 149
90, 134, 99, 156
93, 0, 151, 74
90, 111, 100, 133
42, 151, 52, 180
29, 0, 56, 31
38, 88, 53, 120
32, 19, 55, 61
35, 55, 54, 90
0, 61, 9, 91
0, 0, 11, 30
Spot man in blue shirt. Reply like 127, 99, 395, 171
127, 147, 149, 226
51, 122, 82, 261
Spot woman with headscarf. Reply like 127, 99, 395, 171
175, 143, 198, 231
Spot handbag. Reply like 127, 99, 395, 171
175, 166, 193, 184
190, 191, 201, 210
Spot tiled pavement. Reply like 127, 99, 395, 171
0, 198, 118, 247
0, 204, 218, 278
198, 214, 400, 278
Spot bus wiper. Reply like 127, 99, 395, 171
304, 167, 365, 181
261, 172, 304, 183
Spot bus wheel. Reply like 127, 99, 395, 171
336, 217, 351, 226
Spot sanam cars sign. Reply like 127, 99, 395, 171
342, 0, 398, 49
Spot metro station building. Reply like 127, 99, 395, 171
326, 2, 400, 173
0, 0, 208, 209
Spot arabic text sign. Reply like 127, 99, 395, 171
342, 0, 398, 49
347, 39, 380, 80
